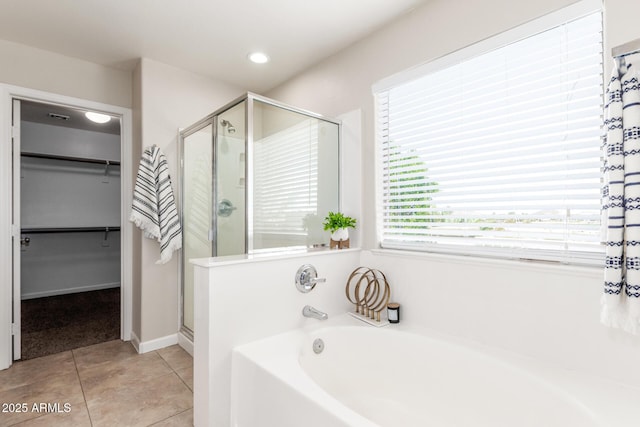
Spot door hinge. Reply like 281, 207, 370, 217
208, 229, 215, 241
11, 323, 18, 336
11, 126, 19, 138
11, 224, 19, 238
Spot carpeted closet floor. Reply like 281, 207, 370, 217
20, 287, 120, 360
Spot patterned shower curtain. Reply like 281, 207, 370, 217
602, 57, 640, 334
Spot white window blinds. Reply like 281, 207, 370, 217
253, 120, 318, 237
375, 9, 603, 264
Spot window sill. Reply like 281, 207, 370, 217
368, 248, 602, 279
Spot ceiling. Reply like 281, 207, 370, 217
0, 0, 427, 93
20, 100, 121, 135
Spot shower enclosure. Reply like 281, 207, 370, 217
179, 93, 340, 336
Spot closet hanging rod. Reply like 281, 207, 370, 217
21, 152, 121, 166
21, 226, 121, 234
612, 38, 640, 58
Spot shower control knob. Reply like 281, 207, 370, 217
295, 264, 325, 293
217, 199, 237, 217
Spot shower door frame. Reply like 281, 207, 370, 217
179, 95, 249, 339
179, 116, 215, 341
178, 92, 341, 338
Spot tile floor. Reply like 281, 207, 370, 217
0, 340, 193, 426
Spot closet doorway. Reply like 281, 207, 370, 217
14, 99, 122, 360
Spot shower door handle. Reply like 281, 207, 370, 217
20, 237, 30, 247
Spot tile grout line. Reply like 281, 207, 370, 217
152, 349, 195, 423
156, 349, 194, 393
71, 349, 94, 427
147, 407, 193, 426
174, 369, 193, 393
4, 352, 79, 426
2, 345, 193, 426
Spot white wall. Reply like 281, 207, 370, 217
361, 250, 640, 387
134, 58, 244, 346
21, 121, 121, 160
264, 0, 640, 388
0, 39, 131, 108
21, 232, 120, 299
20, 122, 121, 227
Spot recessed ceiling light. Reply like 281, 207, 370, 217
248, 52, 270, 64
85, 112, 112, 124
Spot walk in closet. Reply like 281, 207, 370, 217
18, 100, 121, 359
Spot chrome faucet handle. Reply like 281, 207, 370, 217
295, 264, 325, 293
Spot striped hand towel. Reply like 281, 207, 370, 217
130, 145, 182, 264
602, 61, 640, 334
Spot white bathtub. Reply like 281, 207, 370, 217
231, 315, 640, 427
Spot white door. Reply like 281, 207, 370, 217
11, 98, 21, 361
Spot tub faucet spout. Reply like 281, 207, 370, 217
302, 305, 328, 320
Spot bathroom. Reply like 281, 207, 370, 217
1, 0, 640, 426
191, 0, 640, 423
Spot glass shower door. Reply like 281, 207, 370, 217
180, 93, 339, 336
181, 122, 213, 334
251, 99, 339, 251
215, 102, 246, 256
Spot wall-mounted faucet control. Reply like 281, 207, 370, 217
217, 199, 237, 217
295, 264, 326, 293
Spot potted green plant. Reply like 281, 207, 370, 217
323, 212, 356, 248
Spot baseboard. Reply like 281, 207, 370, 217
130, 331, 141, 353
21, 282, 121, 300
178, 331, 193, 357
137, 333, 179, 354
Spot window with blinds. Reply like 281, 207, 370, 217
374, 6, 603, 264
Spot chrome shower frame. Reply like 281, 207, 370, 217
178, 92, 341, 338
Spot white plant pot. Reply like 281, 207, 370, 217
331, 228, 349, 242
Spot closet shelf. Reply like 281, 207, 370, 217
21, 151, 121, 166
21, 226, 121, 234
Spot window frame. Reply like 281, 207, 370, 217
372, 0, 604, 266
